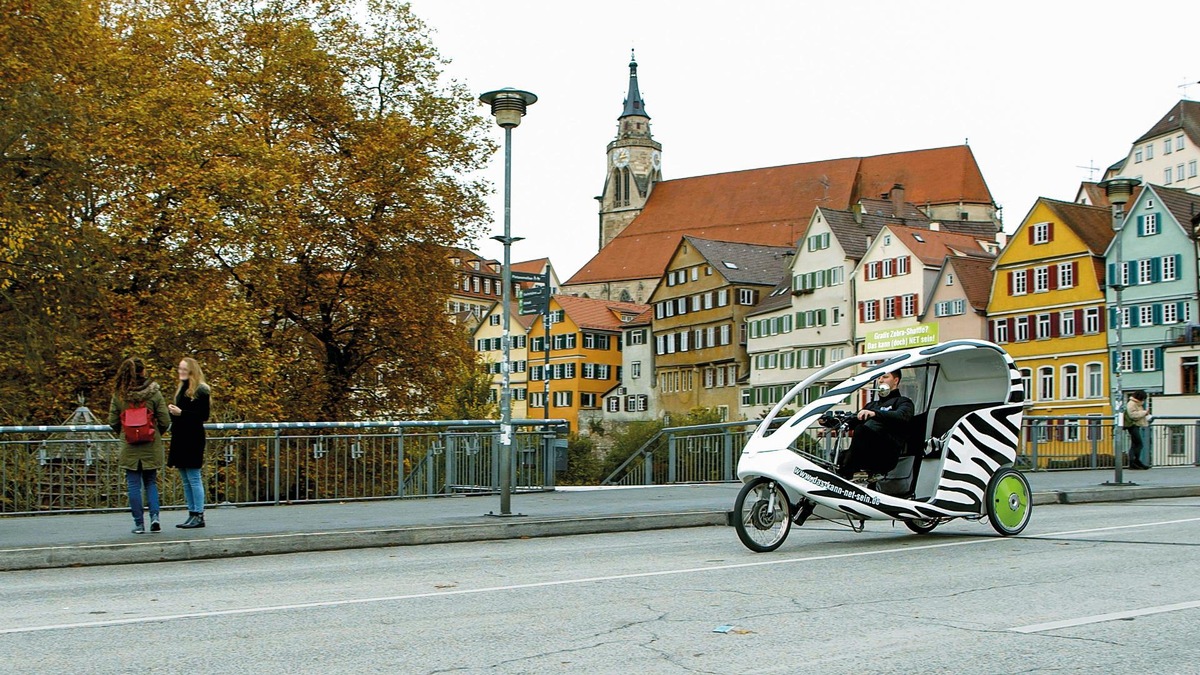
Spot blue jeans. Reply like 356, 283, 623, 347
178, 467, 205, 513
126, 469, 160, 525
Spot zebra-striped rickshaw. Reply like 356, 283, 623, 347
734, 339, 1031, 552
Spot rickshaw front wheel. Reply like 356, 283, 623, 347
986, 467, 1032, 536
734, 477, 792, 553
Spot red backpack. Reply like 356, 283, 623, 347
121, 401, 156, 445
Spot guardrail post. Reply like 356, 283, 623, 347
396, 430, 405, 497
723, 430, 734, 481
273, 429, 282, 505
542, 429, 555, 490
642, 451, 653, 486
1194, 420, 1200, 466
667, 433, 677, 484
1028, 421, 1039, 469
1089, 419, 1099, 468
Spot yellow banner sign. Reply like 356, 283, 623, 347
865, 323, 939, 353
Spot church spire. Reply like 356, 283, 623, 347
620, 50, 649, 119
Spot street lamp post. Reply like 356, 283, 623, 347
1100, 176, 1140, 486
480, 87, 536, 516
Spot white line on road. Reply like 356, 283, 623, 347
1010, 600, 1200, 633
3, 515, 1200, 636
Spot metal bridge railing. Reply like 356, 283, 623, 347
601, 415, 1200, 486
0, 419, 568, 515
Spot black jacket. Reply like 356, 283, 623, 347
167, 382, 211, 469
851, 388, 915, 452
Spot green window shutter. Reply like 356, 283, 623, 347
1153, 303, 1163, 325
1152, 257, 1162, 283
1136, 215, 1145, 236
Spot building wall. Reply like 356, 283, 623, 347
1103, 188, 1200, 395
924, 262, 987, 341
473, 304, 530, 420
564, 277, 657, 305
855, 227, 926, 345
650, 247, 752, 420
601, 323, 658, 422
988, 200, 1110, 417
527, 299, 624, 431
743, 219, 853, 418
1120, 132, 1200, 195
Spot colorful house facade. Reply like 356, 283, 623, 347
527, 295, 648, 430
1103, 184, 1200, 395
988, 198, 1115, 424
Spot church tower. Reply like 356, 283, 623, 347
599, 52, 662, 249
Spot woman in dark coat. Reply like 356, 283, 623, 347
167, 357, 211, 528
108, 357, 172, 534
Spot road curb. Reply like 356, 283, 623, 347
1049, 485, 1200, 504
0, 511, 729, 572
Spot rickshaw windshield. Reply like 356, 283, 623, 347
752, 340, 1018, 451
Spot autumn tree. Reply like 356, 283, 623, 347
432, 355, 498, 421
0, 0, 495, 423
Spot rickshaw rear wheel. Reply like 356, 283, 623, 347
904, 518, 939, 534
986, 467, 1032, 536
734, 477, 792, 553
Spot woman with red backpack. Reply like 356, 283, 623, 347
108, 357, 172, 534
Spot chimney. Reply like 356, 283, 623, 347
890, 183, 905, 216
996, 232, 1008, 248
852, 202, 863, 224
929, 222, 940, 232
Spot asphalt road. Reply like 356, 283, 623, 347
3, 498, 1200, 674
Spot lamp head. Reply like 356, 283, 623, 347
1098, 176, 1140, 208
479, 88, 538, 128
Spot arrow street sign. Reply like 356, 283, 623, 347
510, 271, 549, 284
519, 285, 549, 315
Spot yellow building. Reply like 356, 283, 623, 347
527, 295, 649, 431
988, 198, 1115, 432
473, 302, 535, 420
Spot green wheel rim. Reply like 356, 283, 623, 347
993, 474, 1029, 530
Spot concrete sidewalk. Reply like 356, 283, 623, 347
2, 466, 1199, 571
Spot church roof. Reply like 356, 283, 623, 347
567, 145, 995, 285
621, 53, 649, 119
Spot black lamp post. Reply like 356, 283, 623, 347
479, 88, 536, 516
1099, 175, 1140, 485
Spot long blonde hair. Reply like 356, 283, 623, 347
176, 357, 209, 400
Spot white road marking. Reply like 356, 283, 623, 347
3, 515, 1200, 636
1010, 600, 1200, 633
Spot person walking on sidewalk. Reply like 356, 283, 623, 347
167, 357, 211, 529
108, 357, 172, 534
1124, 390, 1151, 470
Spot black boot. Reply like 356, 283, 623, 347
179, 512, 205, 529
177, 512, 198, 528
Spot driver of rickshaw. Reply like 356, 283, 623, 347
828, 369, 915, 480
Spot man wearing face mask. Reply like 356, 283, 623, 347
836, 369, 915, 480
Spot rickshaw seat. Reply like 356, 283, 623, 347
875, 411, 929, 497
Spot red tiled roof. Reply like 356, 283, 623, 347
567, 145, 994, 285
512, 258, 549, 273
943, 255, 995, 312
553, 295, 651, 332
888, 224, 992, 266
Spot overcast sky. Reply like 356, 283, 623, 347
406, 0, 1197, 280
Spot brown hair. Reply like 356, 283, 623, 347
176, 357, 209, 400
113, 357, 147, 398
